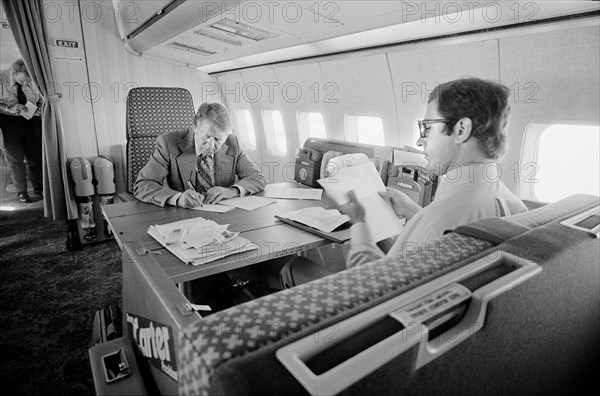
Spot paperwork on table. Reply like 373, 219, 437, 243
263, 185, 323, 200
218, 196, 276, 211
277, 207, 350, 233
148, 217, 257, 265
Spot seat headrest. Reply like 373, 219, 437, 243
455, 218, 531, 245
126, 87, 195, 139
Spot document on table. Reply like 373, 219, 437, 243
148, 217, 258, 265
189, 203, 234, 213
276, 207, 349, 233
20, 101, 37, 120
218, 196, 276, 211
317, 161, 404, 242
264, 185, 323, 200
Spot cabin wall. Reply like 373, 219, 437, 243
215, 20, 600, 193
42, 0, 219, 193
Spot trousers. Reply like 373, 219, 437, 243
0, 114, 43, 192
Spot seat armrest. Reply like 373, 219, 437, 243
118, 192, 136, 202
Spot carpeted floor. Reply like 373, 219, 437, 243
0, 201, 122, 395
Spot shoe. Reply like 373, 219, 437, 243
34, 189, 43, 196
66, 230, 82, 251
18, 191, 32, 203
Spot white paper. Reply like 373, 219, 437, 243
189, 203, 235, 213
218, 196, 276, 211
264, 186, 322, 200
281, 207, 350, 233
20, 101, 37, 120
148, 218, 258, 265
318, 162, 404, 242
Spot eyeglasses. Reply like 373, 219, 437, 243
417, 119, 451, 138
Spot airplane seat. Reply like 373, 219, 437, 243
122, 87, 195, 200
176, 231, 497, 394
175, 194, 599, 395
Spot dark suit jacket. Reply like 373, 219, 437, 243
134, 129, 266, 206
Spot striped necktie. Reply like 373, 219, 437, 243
196, 155, 214, 193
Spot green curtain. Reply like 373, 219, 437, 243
2, 0, 77, 220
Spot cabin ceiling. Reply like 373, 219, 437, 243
114, 1, 599, 73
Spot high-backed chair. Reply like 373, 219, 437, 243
125, 87, 195, 195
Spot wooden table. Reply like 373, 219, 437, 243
103, 183, 349, 283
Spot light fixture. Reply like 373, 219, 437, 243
210, 18, 277, 41
166, 42, 216, 56
194, 29, 242, 47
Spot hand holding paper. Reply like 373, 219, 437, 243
318, 162, 404, 242
20, 101, 37, 120
338, 190, 365, 223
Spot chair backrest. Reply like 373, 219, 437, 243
125, 87, 195, 193
176, 194, 599, 395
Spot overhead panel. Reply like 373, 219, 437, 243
113, 1, 600, 72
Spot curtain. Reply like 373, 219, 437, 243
2, 0, 77, 220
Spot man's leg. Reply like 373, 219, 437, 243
0, 115, 27, 195
279, 256, 337, 289
23, 116, 43, 192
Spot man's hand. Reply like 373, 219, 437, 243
338, 190, 365, 223
5, 103, 26, 115
204, 186, 238, 204
378, 187, 421, 220
177, 190, 204, 208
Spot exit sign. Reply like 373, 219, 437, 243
56, 39, 79, 48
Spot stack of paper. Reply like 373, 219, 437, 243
278, 207, 350, 233
148, 217, 258, 265
20, 101, 37, 120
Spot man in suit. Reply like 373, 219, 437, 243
134, 102, 266, 206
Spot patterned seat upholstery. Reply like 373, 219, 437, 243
177, 232, 494, 395
176, 194, 599, 395
126, 87, 195, 193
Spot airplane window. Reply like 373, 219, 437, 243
346, 116, 385, 146
235, 109, 256, 149
298, 112, 326, 145
533, 124, 599, 202
263, 110, 287, 155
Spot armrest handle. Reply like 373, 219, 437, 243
277, 251, 541, 395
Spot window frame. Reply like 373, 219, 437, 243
262, 109, 288, 156
519, 121, 600, 201
345, 114, 386, 146
235, 108, 257, 150
297, 111, 327, 146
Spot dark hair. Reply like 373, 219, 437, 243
194, 102, 232, 133
9, 59, 28, 75
428, 78, 511, 160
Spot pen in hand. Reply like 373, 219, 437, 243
186, 179, 204, 208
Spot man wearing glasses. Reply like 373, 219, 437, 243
344, 77, 528, 267
281, 78, 527, 286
